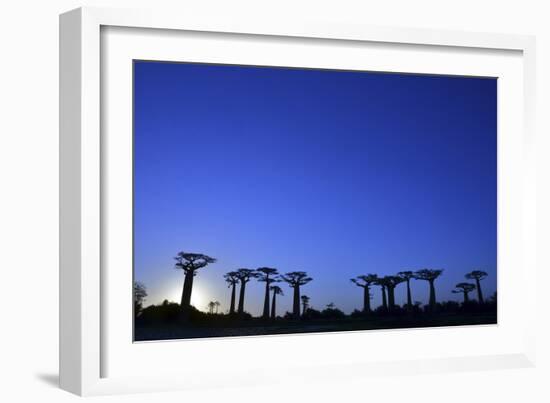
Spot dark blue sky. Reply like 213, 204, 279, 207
134, 61, 497, 315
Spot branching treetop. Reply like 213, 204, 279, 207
280, 271, 313, 287
270, 285, 284, 295
256, 267, 279, 283
397, 271, 415, 280
382, 275, 405, 288
374, 276, 402, 288
414, 269, 443, 281
452, 282, 476, 293
301, 295, 310, 303
224, 271, 240, 286
234, 268, 259, 283
374, 277, 388, 288
350, 274, 378, 288
465, 270, 488, 281
174, 252, 216, 274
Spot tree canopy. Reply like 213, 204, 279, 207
414, 269, 443, 281
465, 270, 488, 281
280, 271, 312, 287
350, 274, 378, 287
234, 268, 259, 283
174, 252, 216, 274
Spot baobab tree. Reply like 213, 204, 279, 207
414, 269, 443, 311
270, 285, 283, 319
465, 270, 488, 304
214, 301, 220, 314
452, 283, 476, 304
397, 271, 415, 309
207, 301, 216, 314
235, 268, 259, 315
350, 274, 378, 313
374, 277, 388, 311
381, 275, 405, 311
174, 252, 216, 313
224, 271, 239, 315
301, 295, 310, 316
281, 271, 312, 319
256, 267, 279, 319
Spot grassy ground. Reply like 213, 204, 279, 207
135, 312, 497, 341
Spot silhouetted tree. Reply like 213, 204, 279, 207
214, 301, 220, 314
452, 282, 476, 304
374, 278, 388, 311
301, 295, 310, 316
235, 268, 259, 315
414, 269, 443, 310
256, 267, 279, 319
281, 271, 312, 319
397, 271, 415, 309
270, 285, 284, 319
133, 281, 147, 317
382, 275, 405, 311
174, 252, 216, 313
350, 274, 378, 313
465, 270, 488, 304
223, 271, 239, 315
207, 301, 216, 314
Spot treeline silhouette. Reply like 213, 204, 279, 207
135, 251, 496, 328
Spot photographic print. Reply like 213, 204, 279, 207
133, 61, 497, 341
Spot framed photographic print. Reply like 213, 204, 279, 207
60, 7, 537, 396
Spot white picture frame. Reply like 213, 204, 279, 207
60, 6, 537, 396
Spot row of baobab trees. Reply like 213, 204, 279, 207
174, 251, 490, 320
350, 269, 489, 313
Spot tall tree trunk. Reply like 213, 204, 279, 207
429, 280, 436, 310
475, 278, 484, 303
238, 281, 246, 315
387, 286, 395, 310
463, 291, 469, 304
381, 286, 387, 311
180, 271, 194, 310
262, 281, 270, 319
363, 286, 371, 313
271, 292, 277, 319
293, 285, 300, 319
229, 283, 236, 315
406, 280, 412, 308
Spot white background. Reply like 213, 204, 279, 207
1, 0, 549, 402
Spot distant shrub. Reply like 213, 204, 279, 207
138, 301, 181, 325
389, 305, 406, 315
373, 306, 388, 315
283, 311, 294, 320
321, 306, 346, 319
350, 309, 365, 318
302, 308, 322, 320
439, 301, 460, 313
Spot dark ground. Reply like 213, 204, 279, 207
135, 312, 497, 341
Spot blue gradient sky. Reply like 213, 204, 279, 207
134, 61, 497, 315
